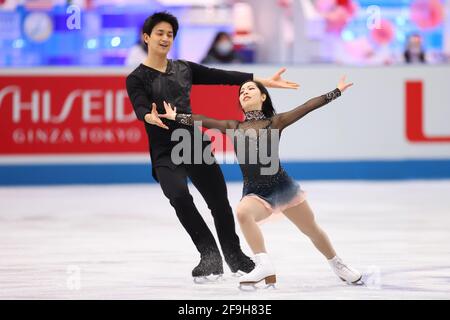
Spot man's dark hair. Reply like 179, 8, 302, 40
142, 11, 179, 38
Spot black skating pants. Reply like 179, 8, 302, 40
155, 161, 242, 261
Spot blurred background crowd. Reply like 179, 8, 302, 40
0, 0, 449, 67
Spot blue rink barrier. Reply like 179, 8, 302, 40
1, 159, 450, 186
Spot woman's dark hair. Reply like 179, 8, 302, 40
238, 80, 276, 118
211, 31, 232, 46
142, 11, 179, 38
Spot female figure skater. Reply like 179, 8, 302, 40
158, 76, 362, 287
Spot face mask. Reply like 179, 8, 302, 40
215, 41, 233, 55
409, 44, 421, 55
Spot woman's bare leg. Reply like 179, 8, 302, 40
236, 197, 272, 254
283, 200, 336, 259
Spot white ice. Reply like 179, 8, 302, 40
0, 180, 449, 299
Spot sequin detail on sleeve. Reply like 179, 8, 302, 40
325, 88, 341, 102
175, 113, 193, 126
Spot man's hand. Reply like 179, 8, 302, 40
144, 103, 169, 130
255, 68, 300, 89
158, 101, 177, 121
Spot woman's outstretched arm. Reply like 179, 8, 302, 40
272, 76, 353, 131
158, 101, 238, 133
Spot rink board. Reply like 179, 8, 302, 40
1, 66, 450, 185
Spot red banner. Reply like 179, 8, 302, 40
0, 74, 242, 155
405, 81, 450, 142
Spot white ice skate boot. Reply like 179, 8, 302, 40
239, 253, 276, 287
328, 256, 362, 284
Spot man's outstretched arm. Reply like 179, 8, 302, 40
187, 61, 299, 89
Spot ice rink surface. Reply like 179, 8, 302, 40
1, 180, 449, 300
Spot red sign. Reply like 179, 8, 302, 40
405, 81, 450, 142
0, 75, 241, 155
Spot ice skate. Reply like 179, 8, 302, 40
226, 251, 255, 275
238, 253, 276, 289
192, 254, 224, 284
328, 256, 362, 284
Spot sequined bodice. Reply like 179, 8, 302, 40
233, 110, 284, 185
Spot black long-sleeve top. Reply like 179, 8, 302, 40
125, 60, 253, 179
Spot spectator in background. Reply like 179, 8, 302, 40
404, 33, 426, 64
125, 25, 148, 67
201, 31, 244, 64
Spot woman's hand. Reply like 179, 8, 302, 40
255, 68, 300, 89
158, 101, 177, 121
337, 75, 353, 93
144, 103, 169, 130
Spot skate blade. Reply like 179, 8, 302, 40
231, 271, 246, 277
238, 283, 277, 291
193, 274, 224, 284
238, 275, 277, 290
238, 283, 257, 291
339, 275, 364, 286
